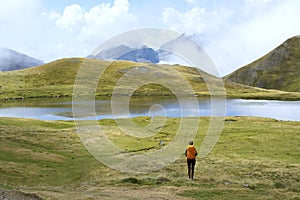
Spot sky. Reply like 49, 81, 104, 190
0, 0, 299, 76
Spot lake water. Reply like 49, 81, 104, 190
0, 97, 299, 121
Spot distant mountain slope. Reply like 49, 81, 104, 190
118, 47, 159, 63
89, 45, 159, 63
225, 36, 300, 92
0, 47, 44, 71
88, 34, 190, 64
88, 45, 132, 60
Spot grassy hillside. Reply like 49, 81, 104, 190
0, 57, 216, 99
225, 36, 300, 92
0, 117, 299, 199
0, 58, 300, 101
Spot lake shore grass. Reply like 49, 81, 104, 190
0, 116, 299, 199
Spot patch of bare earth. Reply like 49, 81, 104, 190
33, 186, 190, 200
0, 189, 43, 200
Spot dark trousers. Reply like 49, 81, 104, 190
187, 158, 196, 179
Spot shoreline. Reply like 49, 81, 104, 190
1, 92, 300, 102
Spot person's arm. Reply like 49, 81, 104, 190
185, 149, 187, 157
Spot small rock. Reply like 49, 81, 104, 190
243, 183, 255, 190
224, 181, 230, 185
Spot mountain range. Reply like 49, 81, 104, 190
87, 34, 190, 64
0, 47, 44, 71
88, 45, 160, 63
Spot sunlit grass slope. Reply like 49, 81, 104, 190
0, 58, 299, 101
225, 36, 300, 92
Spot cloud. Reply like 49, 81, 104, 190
162, 5, 232, 35
49, 0, 138, 43
0, 0, 138, 62
162, 0, 300, 76
55, 4, 85, 33
185, 0, 196, 4
163, 7, 212, 34
0, 0, 46, 59
213, 0, 300, 75
0, 0, 41, 20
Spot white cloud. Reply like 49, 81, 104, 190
213, 0, 300, 75
42, 10, 60, 21
56, 4, 85, 33
163, 7, 209, 34
162, 0, 300, 76
50, 0, 137, 43
0, 0, 46, 59
185, 0, 196, 4
162, 5, 232, 35
0, 0, 41, 20
243, 0, 276, 7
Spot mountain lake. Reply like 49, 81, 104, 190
0, 97, 299, 121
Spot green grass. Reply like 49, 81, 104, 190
0, 118, 94, 187
225, 36, 300, 93
1, 58, 300, 101
0, 116, 299, 199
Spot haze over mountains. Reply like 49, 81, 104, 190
0, 47, 44, 71
88, 34, 189, 65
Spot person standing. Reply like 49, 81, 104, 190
185, 141, 198, 180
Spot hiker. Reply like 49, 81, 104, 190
185, 141, 198, 180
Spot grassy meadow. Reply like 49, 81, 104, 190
0, 116, 299, 199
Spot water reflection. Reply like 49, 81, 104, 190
0, 97, 299, 121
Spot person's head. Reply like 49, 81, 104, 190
189, 141, 193, 145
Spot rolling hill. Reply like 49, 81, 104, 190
0, 58, 299, 101
225, 36, 300, 92
0, 47, 44, 71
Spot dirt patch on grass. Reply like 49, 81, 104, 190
97, 186, 189, 200
0, 189, 43, 200
33, 186, 190, 200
